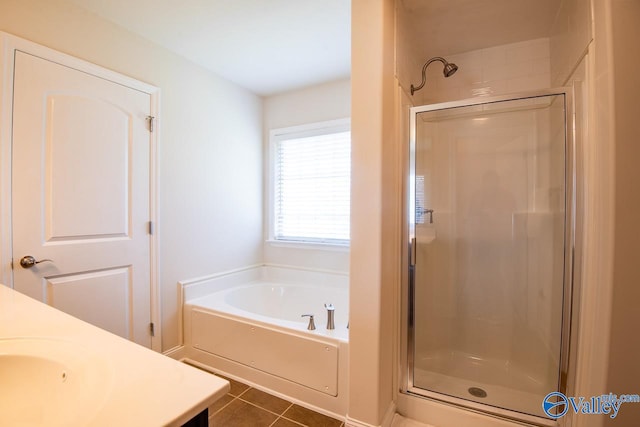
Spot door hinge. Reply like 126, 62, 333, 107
147, 116, 155, 132
148, 221, 154, 235
149, 322, 155, 337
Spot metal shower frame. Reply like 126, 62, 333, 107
401, 87, 577, 427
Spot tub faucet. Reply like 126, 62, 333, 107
325, 304, 335, 330
301, 314, 316, 330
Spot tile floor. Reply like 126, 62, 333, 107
207, 374, 344, 427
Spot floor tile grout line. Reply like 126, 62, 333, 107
280, 406, 344, 427
278, 414, 310, 426
209, 394, 239, 416
267, 413, 308, 427
282, 402, 294, 414
238, 385, 292, 413
211, 383, 343, 426
230, 386, 251, 399
237, 395, 294, 418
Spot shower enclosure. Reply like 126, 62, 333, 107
405, 89, 574, 424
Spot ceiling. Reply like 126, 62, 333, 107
400, 0, 560, 57
68, 0, 351, 96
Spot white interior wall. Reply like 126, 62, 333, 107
605, 1, 640, 425
263, 78, 351, 274
395, 2, 420, 102
349, 0, 398, 425
549, 0, 592, 87
560, 2, 640, 426
0, 0, 264, 352
547, 4, 620, 427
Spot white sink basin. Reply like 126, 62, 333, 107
0, 337, 113, 427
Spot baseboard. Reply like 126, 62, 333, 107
163, 345, 186, 360
346, 417, 377, 427
346, 401, 397, 427
382, 402, 397, 427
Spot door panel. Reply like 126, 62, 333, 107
45, 94, 131, 240
12, 51, 152, 347
45, 267, 132, 339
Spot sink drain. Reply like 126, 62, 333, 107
468, 387, 487, 398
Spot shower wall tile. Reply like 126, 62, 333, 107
418, 38, 551, 105
507, 59, 535, 78
533, 60, 551, 76
482, 46, 508, 66
506, 73, 551, 93
450, 49, 484, 70
445, 65, 483, 87
507, 38, 550, 62
483, 64, 509, 82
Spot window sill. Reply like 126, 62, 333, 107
265, 240, 350, 252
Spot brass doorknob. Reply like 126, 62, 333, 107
19, 255, 54, 269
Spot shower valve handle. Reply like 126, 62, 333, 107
422, 209, 434, 224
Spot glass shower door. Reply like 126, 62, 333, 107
408, 91, 571, 421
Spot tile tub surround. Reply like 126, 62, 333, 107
208, 375, 344, 427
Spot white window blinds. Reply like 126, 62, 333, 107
274, 130, 351, 245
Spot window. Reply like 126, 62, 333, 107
270, 119, 351, 246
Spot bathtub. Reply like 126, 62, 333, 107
180, 265, 349, 416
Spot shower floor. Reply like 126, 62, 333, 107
413, 350, 551, 418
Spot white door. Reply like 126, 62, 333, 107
11, 51, 153, 348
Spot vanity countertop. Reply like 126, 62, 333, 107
0, 284, 229, 426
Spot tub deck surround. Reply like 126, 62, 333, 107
180, 265, 349, 417
191, 282, 349, 342
0, 284, 229, 427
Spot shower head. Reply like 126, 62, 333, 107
443, 61, 458, 78
410, 57, 458, 95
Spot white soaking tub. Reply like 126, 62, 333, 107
180, 265, 349, 417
